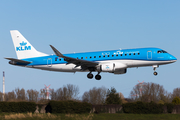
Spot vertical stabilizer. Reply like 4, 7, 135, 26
10, 30, 48, 59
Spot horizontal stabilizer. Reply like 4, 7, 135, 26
5, 58, 31, 64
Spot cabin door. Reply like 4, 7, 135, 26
47, 58, 52, 67
147, 51, 152, 59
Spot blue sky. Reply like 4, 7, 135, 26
0, 1, 180, 98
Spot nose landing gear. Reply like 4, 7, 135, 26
153, 71, 158, 76
153, 65, 158, 76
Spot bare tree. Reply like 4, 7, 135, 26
50, 89, 57, 100
0, 92, 3, 101
82, 86, 107, 104
15, 88, 26, 101
56, 84, 79, 100
27, 89, 39, 102
6, 90, 16, 101
40, 89, 46, 99
130, 82, 171, 103
172, 88, 180, 99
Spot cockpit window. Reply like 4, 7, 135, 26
162, 50, 167, 53
157, 50, 168, 54
157, 50, 162, 53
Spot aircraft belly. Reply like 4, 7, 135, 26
97, 60, 172, 68
31, 64, 77, 72
131, 60, 172, 67
27, 60, 172, 72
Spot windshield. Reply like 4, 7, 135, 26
157, 50, 168, 53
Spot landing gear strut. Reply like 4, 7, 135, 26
153, 65, 158, 76
87, 72, 93, 79
95, 72, 101, 80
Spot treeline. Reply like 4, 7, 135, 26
0, 82, 180, 105
130, 82, 180, 104
0, 84, 79, 103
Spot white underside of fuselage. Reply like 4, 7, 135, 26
25, 60, 175, 73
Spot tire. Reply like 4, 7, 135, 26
87, 73, 93, 79
153, 72, 158, 76
95, 75, 101, 80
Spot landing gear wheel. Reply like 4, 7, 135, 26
87, 73, 93, 79
153, 72, 158, 76
95, 74, 101, 80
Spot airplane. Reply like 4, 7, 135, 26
5, 30, 177, 80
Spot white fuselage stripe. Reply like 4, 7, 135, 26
26, 60, 173, 72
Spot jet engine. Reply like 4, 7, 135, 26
96, 62, 127, 74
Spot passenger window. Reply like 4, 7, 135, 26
108, 55, 109, 57
59, 59, 61, 61
125, 54, 127, 56
112, 55, 114, 57
121, 54, 122, 56
129, 53, 131, 55
55, 57, 58, 61
90, 56, 92, 59
133, 53, 135, 55
116, 54, 118, 57
85, 57, 87, 59
103, 55, 105, 57
138, 53, 140, 55
81, 57, 83, 59
99, 56, 101, 58
94, 56, 96, 58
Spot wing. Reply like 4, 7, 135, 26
50, 45, 99, 69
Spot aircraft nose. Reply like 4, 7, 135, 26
169, 55, 177, 62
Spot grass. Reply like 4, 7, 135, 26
0, 113, 180, 120
93, 113, 180, 120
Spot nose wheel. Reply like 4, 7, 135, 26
153, 72, 158, 76
153, 65, 158, 76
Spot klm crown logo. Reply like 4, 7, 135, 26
16, 41, 31, 51
20, 41, 27, 46
106, 65, 110, 69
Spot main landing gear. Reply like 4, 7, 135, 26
87, 72, 101, 80
87, 72, 93, 79
153, 65, 158, 76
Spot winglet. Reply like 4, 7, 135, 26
50, 45, 64, 57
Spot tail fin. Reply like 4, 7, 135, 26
10, 30, 48, 59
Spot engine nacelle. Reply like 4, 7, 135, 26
113, 68, 127, 74
97, 62, 127, 74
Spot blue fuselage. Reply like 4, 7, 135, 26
21, 47, 176, 67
